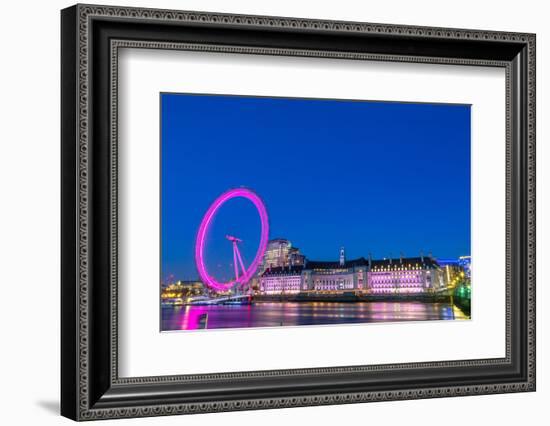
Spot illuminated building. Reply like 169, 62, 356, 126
259, 247, 446, 295
302, 248, 368, 292
169, 280, 203, 291
259, 238, 305, 273
259, 265, 302, 294
437, 257, 470, 287
161, 280, 205, 300
458, 256, 471, 280
368, 256, 444, 294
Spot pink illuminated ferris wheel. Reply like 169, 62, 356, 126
194, 188, 269, 292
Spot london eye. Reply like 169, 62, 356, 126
194, 188, 269, 292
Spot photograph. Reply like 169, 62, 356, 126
160, 93, 472, 331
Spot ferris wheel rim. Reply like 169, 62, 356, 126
194, 188, 269, 292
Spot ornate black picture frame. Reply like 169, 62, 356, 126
61, 4, 536, 421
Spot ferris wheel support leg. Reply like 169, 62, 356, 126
235, 247, 247, 280
233, 243, 239, 282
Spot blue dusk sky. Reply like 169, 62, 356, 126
161, 93, 471, 282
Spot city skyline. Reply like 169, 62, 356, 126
161, 93, 471, 282
164, 238, 470, 284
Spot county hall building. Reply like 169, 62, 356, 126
259, 244, 446, 295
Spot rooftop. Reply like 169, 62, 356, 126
260, 256, 441, 275
305, 257, 369, 269
370, 256, 439, 269
261, 265, 304, 276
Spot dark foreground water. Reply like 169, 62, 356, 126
161, 301, 469, 331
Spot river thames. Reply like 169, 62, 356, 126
161, 301, 469, 331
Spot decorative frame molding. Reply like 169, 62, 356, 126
61, 4, 535, 421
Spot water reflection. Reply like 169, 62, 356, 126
161, 302, 469, 331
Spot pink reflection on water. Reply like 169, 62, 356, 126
180, 306, 208, 330
165, 301, 467, 332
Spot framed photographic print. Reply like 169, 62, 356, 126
61, 4, 536, 421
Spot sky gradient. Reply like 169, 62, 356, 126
161, 93, 471, 282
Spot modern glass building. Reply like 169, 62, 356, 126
259, 238, 305, 274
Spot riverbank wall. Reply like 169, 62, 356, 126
253, 293, 453, 304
